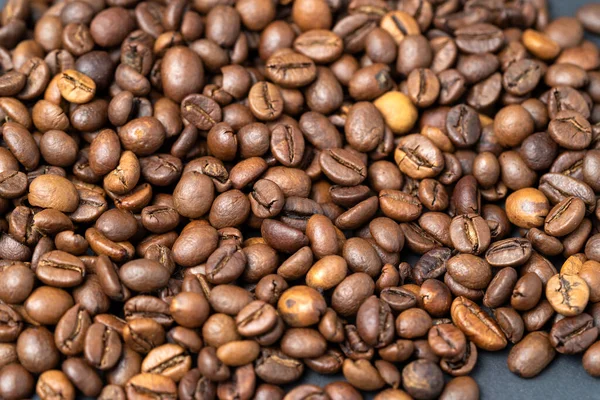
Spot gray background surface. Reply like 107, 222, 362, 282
2, 0, 600, 399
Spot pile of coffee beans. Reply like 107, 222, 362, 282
0, 0, 600, 399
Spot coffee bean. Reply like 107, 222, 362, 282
503, 59, 543, 96
550, 313, 598, 354
511, 273, 543, 311
544, 196, 586, 237
278, 285, 326, 327
36, 250, 85, 288
402, 360, 444, 399
57, 69, 95, 104
428, 323, 467, 361
3, 1, 600, 396
546, 274, 590, 317
455, 23, 503, 54
119, 117, 166, 156
84, 323, 122, 370
450, 214, 491, 255
522, 29, 560, 61
394, 134, 444, 179
508, 332, 555, 378
349, 64, 393, 101
270, 122, 305, 167
345, 102, 385, 152
319, 148, 367, 186
447, 254, 492, 290
36, 370, 75, 400
294, 30, 343, 63
356, 296, 395, 348
141, 343, 191, 382
494, 307, 525, 344
451, 296, 507, 351
373, 91, 418, 135
119, 259, 170, 292
484, 267, 518, 309
125, 373, 177, 400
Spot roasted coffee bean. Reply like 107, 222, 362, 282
546, 274, 590, 316
141, 343, 191, 382
503, 59, 542, 96
494, 307, 525, 344
0, 263, 34, 304
36, 370, 75, 400
402, 360, 444, 400
2, 0, 600, 396
356, 296, 394, 348
84, 323, 122, 370
451, 296, 507, 351
485, 238, 532, 268
24, 286, 74, 325
508, 332, 555, 378
544, 196, 586, 237
319, 148, 367, 186
125, 373, 177, 400
511, 273, 543, 311
484, 267, 518, 309
450, 214, 491, 255
123, 318, 165, 355
394, 134, 444, 179
396, 308, 432, 339
278, 285, 327, 327
119, 259, 170, 292
549, 313, 598, 354
428, 323, 467, 360
447, 254, 492, 290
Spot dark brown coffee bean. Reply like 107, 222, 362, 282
486, 238, 533, 268
332, 273, 375, 317
548, 110, 592, 150
255, 348, 303, 385
24, 286, 74, 325
84, 323, 122, 370
270, 122, 305, 167
550, 313, 598, 354
402, 360, 444, 400
173, 172, 215, 219
265, 51, 317, 88
180, 94, 222, 131
62, 357, 102, 397
119, 259, 170, 292
36, 250, 85, 288
428, 323, 467, 360
356, 296, 395, 348
511, 272, 543, 311
450, 214, 491, 255
407, 68, 440, 108
503, 59, 543, 96
508, 331, 555, 378
294, 30, 343, 63
349, 64, 394, 101
483, 267, 518, 309
345, 102, 385, 152
447, 254, 492, 290
455, 23, 503, 54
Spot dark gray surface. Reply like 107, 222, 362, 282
2, 0, 600, 399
